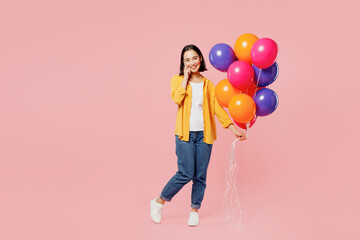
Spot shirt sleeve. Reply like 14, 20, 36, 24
170, 74, 187, 105
215, 97, 234, 128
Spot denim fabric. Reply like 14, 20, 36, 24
160, 131, 213, 209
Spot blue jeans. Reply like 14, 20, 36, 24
160, 131, 213, 209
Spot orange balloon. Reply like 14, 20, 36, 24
228, 93, 256, 123
215, 79, 240, 108
234, 33, 259, 64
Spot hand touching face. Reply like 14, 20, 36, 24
183, 65, 191, 79
183, 49, 202, 75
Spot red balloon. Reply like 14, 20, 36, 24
243, 82, 265, 97
234, 115, 257, 129
251, 38, 278, 69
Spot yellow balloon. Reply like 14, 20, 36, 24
234, 33, 259, 64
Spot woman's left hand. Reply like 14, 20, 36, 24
233, 129, 247, 141
228, 124, 247, 141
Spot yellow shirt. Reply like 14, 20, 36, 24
170, 74, 234, 144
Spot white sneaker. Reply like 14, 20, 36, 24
150, 197, 164, 223
187, 211, 199, 226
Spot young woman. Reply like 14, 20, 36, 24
150, 44, 247, 226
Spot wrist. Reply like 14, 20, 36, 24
228, 123, 236, 132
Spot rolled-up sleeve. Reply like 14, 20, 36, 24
170, 75, 187, 105
214, 97, 234, 128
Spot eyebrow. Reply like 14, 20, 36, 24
184, 56, 198, 60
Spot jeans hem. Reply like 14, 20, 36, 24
159, 194, 171, 202
191, 204, 200, 209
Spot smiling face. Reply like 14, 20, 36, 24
183, 49, 202, 73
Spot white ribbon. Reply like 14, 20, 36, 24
223, 128, 255, 229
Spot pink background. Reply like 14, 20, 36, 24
0, 0, 359, 239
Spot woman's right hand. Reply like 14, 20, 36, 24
181, 65, 191, 90
183, 65, 191, 80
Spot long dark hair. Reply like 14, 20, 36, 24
179, 44, 207, 76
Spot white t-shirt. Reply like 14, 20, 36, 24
189, 81, 204, 131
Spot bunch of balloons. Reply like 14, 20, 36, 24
209, 33, 280, 130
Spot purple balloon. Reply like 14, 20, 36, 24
209, 43, 236, 72
253, 88, 279, 116
253, 62, 279, 87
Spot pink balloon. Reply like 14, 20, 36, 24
234, 115, 257, 129
251, 38, 278, 69
227, 60, 254, 91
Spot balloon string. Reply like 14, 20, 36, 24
254, 68, 262, 98
245, 66, 261, 136
246, 122, 250, 138
223, 138, 255, 229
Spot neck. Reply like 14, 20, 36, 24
190, 72, 201, 78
